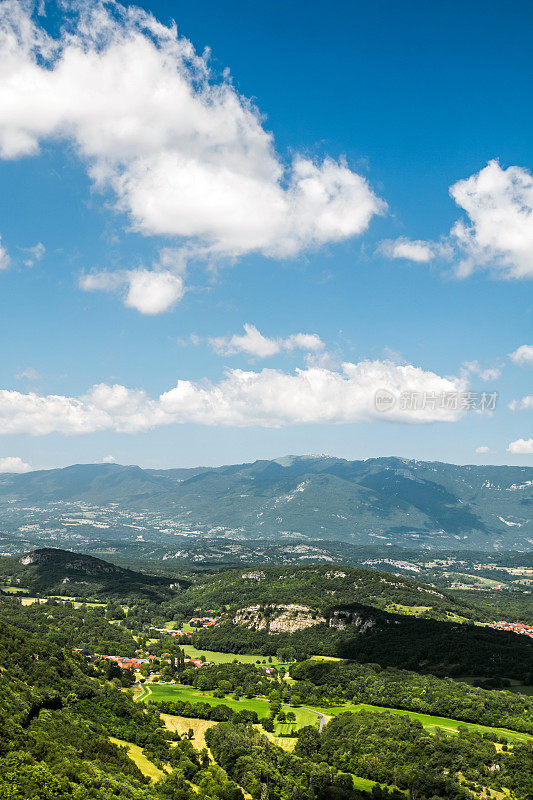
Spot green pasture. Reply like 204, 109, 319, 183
313, 702, 533, 743
181, 644, 285, 666
142, 683, 318, 733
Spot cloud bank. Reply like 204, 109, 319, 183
0, 360, 466, 435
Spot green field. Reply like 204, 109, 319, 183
142, 683, 319, 734
181, 644, 285, 666
313, 702, 533, 743
143, 682, 532, 744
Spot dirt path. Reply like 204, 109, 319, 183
134, 683, 152, 702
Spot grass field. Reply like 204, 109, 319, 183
181, 644, 285, 666
160, 714, 216, 749
141, 677, 533, 744
312, 702, 533, 743
0, 585, 29, 594
142, 683, 319, 733
110, 736, 166, 781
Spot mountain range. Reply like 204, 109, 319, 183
0, 455, 531, 553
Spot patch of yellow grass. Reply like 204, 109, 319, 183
258, 727, 298, 752
161, 714, 216, 750
109, 737, 167, 781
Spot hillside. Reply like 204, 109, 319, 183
176, 563, 481, 621
0, 548, 188, 600
0, 456, 531, 553
167, 565, 533, 679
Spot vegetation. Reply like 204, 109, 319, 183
1, 545, 532, 800
289, 659, 533, 734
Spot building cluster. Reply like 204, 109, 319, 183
149, 626, 188, 637
72, 648, 210, 671
491, 621, 533, 638
189, 616, 217, 627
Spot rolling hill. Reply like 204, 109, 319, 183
0, 547, 188, 600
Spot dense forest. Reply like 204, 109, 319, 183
190, 612, 533, 680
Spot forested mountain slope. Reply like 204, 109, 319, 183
0, 456, 531, 551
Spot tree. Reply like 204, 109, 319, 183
295, 726, 321, 757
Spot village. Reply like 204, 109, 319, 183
73, 616, 220, 671
490, 620, 533, 639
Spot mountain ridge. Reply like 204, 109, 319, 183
0, 455, 531, 552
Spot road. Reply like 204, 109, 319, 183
303, 707, 326, 732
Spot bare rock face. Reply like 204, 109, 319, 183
233, 604, 326, 633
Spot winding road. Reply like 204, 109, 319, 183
303, 707, 326, 732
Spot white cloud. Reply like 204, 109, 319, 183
451, 161, 533, 278
0, 236, 10, 270
379, 238, 436, 263
81, 267, 184, 314
509, 395, 533, 412
507, 438, 533, 455
124, 270, 184, 314
23, 241, 45, 266
475, 446, 491, 454
461, 360, 502, 382
209, 324, 325, 359
101, 454, 116, 463
380, 162, 533, 280
0, 360, 467, 434
0, 0, 384, 277
15, 366, 40, 381
509, 344, 533, 366
0, 455, 32, 473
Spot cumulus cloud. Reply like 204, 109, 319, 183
509, 395, 533, 412
0, 360, 467, 434
451, 160, 533, 278
378, 238, 436, 263
80, 267, 184, 314
507, 438, 533, 454
101, 454, 116, 463
0, 236, 10, 270
380, 161, 533, 279
509, 344, 533, 366
0, 455, 32, 472
0, 0, 384, 279
475, 446, 491, 454
209, 324, 325, 359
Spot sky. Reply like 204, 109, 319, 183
0, 0, 532, 472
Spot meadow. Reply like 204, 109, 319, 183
313, 701, 533, 743
142, 680, 533, 744
142, 682, 320, 734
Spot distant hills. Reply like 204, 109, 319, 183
0, 455, 531, 552
0, 547, 185, 600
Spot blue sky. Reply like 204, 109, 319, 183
0, 0, 531, 471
